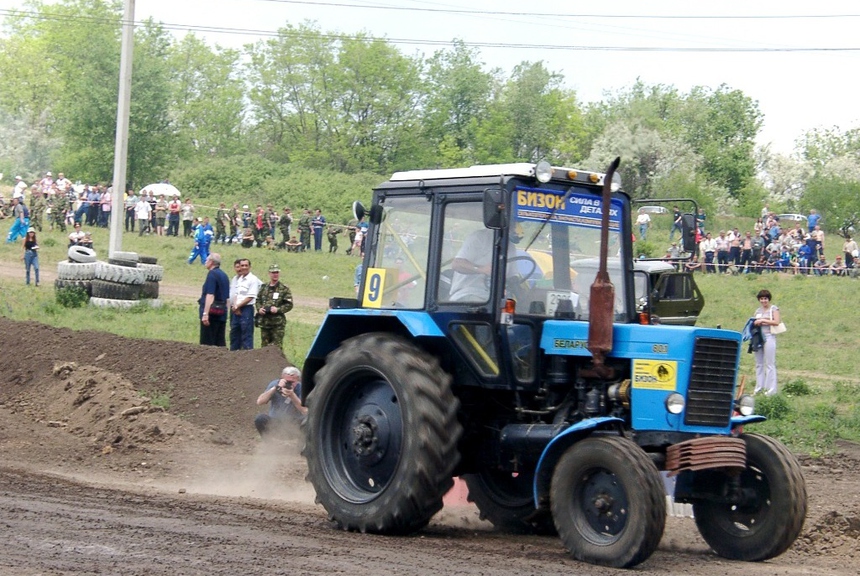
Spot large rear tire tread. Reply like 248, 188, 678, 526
692, 433, 807, 561
303, 332, 462, 535
550, 435, 666, 568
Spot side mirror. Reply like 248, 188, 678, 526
352, 201, 366, 222
483, 188, 506, 229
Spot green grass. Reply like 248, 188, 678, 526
2, 219, 859, 453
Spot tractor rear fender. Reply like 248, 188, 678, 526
532, 417, 624, 509
301, 310, 444, 399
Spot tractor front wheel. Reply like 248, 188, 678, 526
550, 436, 666, 568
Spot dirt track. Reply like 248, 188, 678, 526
1, 319, 859, 575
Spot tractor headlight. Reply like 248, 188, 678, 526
665, 392, 685, 415
736, 394, 755, 416
535, 161, 553, 183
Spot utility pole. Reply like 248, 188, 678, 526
109, 0, 135, 256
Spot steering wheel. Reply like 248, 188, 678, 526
506, 255, 539, 301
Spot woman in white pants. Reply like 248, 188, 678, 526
753, 289, 780, 395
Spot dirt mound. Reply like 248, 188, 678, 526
0, 317, 290, 440
18, 362, 197, 450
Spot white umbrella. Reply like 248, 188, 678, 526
141, 182, 181, 197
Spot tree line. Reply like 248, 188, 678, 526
1, 0, 858, 229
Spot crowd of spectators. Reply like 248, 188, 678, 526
654, 206, 855, 278
2, 171, 369, 257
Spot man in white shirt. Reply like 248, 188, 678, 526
635, 208, 651, 241
135, 195, 152, 236
13, 176, 27, 201
229, 258, 262, 350
700, 232, 717, 273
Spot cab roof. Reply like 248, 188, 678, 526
389, 163, 609, 184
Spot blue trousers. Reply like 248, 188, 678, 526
230, 307, 255, 350
24, 249, 40, 285
6, 218, 29, 243
188, 243, 210, 265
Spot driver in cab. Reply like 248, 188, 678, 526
448, 223, 539, 303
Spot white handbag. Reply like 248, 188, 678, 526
769, 308, 786, 334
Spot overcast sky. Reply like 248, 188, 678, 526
3, 0, 859, 155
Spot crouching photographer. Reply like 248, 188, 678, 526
254, 366, 306, 438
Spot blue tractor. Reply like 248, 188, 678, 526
301, 160, 806, 568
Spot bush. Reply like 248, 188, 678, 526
42, 237, 57, 248
783, 379, 813, 397
55, 286, 89, 308
756, 393, 792, 420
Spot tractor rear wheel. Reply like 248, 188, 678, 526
304, 333, 461, 535
464, 469, 555, 535
692, 433, 807, 561
550, 436, 666, 568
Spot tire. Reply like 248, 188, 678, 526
692, 433, 807, 561
303, 333, 462, 535
138, 263, 164, 282
108, 258, 138, 268
54, 279, 92, 297
91, 279, 142, 301
68, 245, 97, 263
138, 255, 158, 265
550, 436, 666, 568
56, 260, 96, 281
90, 296, 141, 309
94, 261, 145, 285
110, 251, 139, 262
140, 280, 160, 299
464, 469, 556, 535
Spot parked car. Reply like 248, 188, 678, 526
777, 213, 807, 223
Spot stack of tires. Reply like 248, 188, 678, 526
55, 246, 98, 296
88, 252, 163, 309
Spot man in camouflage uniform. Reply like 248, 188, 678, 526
48, 193, 67, 232
298, 208, 312, 252
255, 263, 293, 349
345, 217, 358, 255
228, 203, 240, 243
29, 191, 46, 232
215, 202, 229, 244
278, 207, 292, 248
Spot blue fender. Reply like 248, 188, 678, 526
731, 414, 767, 428
533, 417, 624, 508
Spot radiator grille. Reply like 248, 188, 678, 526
684, 337, 739, 427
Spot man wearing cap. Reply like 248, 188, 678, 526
39, 172, 53, 196
13, 176, 27, 202
199, 253, 230, 347
229, 258, 261, 350
256, 263, 294, 349
187, 216, 214, 265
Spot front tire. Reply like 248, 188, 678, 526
692, 433, 807, 561
550, 436, 666, 568
304, 333, 462, 535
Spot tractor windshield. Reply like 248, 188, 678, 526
507, 186, 628, 321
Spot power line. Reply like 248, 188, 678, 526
251, 0, 860, 20
2, 7, 860, 52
